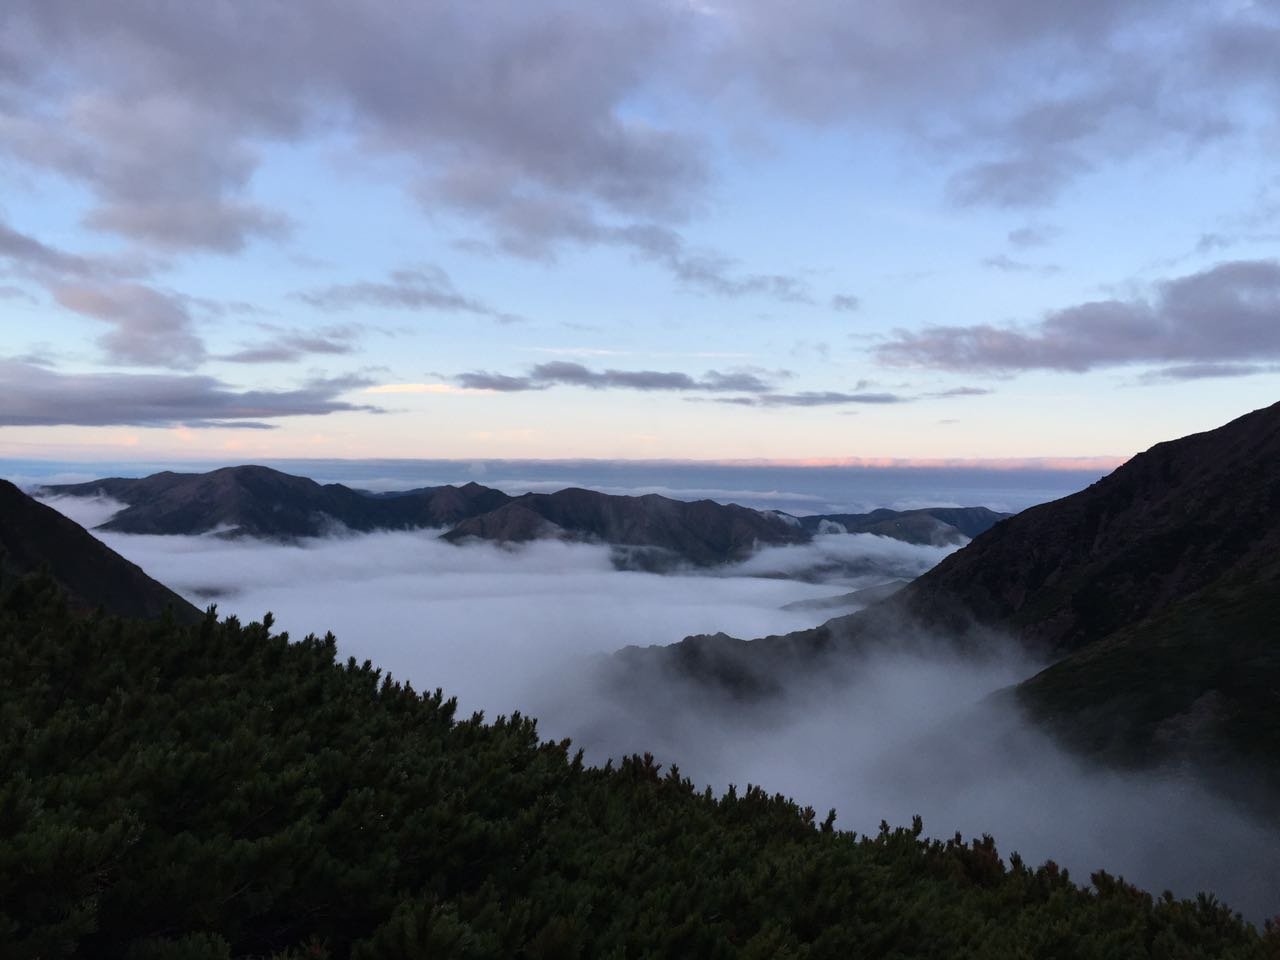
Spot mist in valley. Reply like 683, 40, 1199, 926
42, 494, 1280, 922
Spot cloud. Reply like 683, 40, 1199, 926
830, 294, 861, 312
1007, 224, 1060, 248
0, 284, 37, 304
711, 391, 909, 407
878, 259, 1280, 373
0, 359, 379, 427
37, 515, 1280, 921
53, 282, 207, 369
981, 254, 1060, 276
3, 0, 1278, 266
456, 361, 780, 394
1137, 362, 1280, 383
294, 266, 521, 323
217, 327, 361, 364
926, 386, 992, 398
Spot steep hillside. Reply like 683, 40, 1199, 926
887, 399, 1280, 658
0, 480, 200, 622
2, 572, 1272, 957
623, 401, 1280, 778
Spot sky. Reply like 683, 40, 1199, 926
2, 1, 1279, 464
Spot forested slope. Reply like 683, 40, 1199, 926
1, 570, 1275, 959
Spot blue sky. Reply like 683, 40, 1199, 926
1, 1, 1278, 464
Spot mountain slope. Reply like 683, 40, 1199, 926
625, 401, 1280, 778
0, 480, 200, 622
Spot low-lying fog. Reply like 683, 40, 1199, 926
44, 495, 1280, 921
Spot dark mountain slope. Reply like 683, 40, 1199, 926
889, 399, 1280, 658
45, 466, 510, 538
0, 480, 200, 622
442, 487, 810, 565
620, 401, 1280, 780
1015, 555, 1280, 787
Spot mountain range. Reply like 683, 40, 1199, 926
620, 400, 1280, 796
42, 467, 1007, 568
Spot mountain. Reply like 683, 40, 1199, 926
0, 479, 201, 622
45, 465, 1003, 568
442, 487, 810, 567
787, 506, 1009, 545
2, 569, 1271, 956
624, 401, 1280, 780
44, 466, 511, 538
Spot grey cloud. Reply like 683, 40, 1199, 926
217, 331, 357, 364
981, 254, 1060, 276
0, 220, 98, 277
830, 294, 861, 312
878, 259, 1280, 373
456, 371, 545, 392
456, 362, 780, 394
1007, 224, 1060, 248
927, 387, 993, 398
53, 282, 207, 369
85, 197, 292, 254
0, 359, 381, 427
0, 283, 37, 304
712, 391, 908, 408
296, 266, 521, 323
436, 182, 814, 302
1138, 363, 1280, 383
949, 151, 1087, 209
2, 2, 702, 255
4, 0, 1278, 254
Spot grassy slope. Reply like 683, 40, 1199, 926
2, 571, 1276, 959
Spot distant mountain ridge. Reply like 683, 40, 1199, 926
45, 466, 511, 539
42, 466, 1008, 568
621, 400, 1280, 790
0, 480, 201, 622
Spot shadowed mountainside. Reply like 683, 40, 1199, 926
620, 400, 1280, 785
0, 480, 201, 623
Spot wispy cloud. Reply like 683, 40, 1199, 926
455, 361, 778, 394
295, 266, 522, 323
878, 260, 1280, 374
0, 359, 379, 428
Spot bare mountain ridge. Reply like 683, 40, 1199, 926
43, 466, 1007, 568
0, 480, 201, 623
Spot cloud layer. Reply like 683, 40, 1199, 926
0, 360, 378, 428
879, 260, 1280, 374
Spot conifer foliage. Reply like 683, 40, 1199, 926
1, 570, 1276, 959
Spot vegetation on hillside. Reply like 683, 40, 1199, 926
2, 570, 1276, 959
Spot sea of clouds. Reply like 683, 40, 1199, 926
39, 493, 1280, 922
